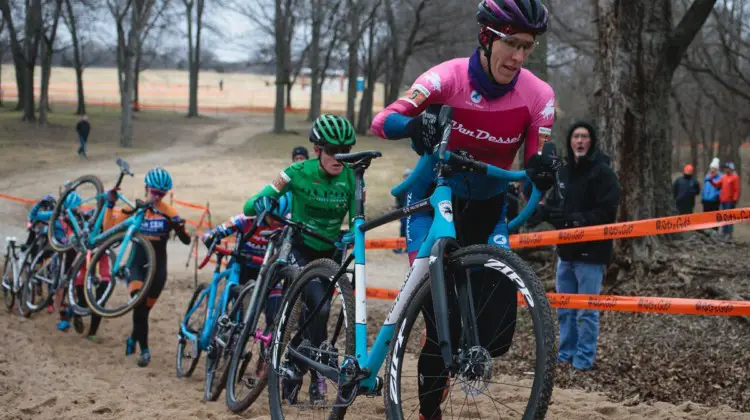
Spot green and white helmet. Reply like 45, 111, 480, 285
309, 114, 356, 146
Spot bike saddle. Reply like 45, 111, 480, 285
335, 150, 383, 169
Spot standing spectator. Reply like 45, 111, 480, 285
219, 79, 224, 91
709, 162, 741, 240
393, 168, 411, 254
673, 164, 700, 215
702, 157, 722, 215
529, 121, 620, 371
292, 146, 309, 163
75, 114, 91, 159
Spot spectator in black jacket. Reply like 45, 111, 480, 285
529, 120, 620, 371
673, 164, 700, 215
76, 114, 91, 159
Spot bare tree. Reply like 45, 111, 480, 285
356, 10, 386, 133
39, 0, 64, 125
307, 0, 343, 120
0, 15, 5, 107
110, 0, 157, 147
231, 0, 299, 132
345, 0, 379, 122
0, 0, 43, 120
183, 0, 204, 117
133, 0, 172, 111
593, 0, 717, 266
62, 0, 94, 115
382, 0, 462, 104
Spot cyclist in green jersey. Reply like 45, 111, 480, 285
244, 114, 357, 405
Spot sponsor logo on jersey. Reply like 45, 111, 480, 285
451, 121, 522, 144
424, 71, 442, 92
540, 99, 555, 120
272, 171, 291, 192
402, 84, 430, 108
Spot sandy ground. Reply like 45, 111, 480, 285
1, 115, 749, 419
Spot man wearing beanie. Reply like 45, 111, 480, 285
528, 120, 620, 370
673, 164, 700, 215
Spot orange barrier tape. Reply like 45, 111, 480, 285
0, 193, 36, 205
364, 288, 749, 315
172, 198, 209, 211
529, 293, 750, 316
363, 208, 750, 250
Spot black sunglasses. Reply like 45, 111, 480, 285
323, 145, 352, 156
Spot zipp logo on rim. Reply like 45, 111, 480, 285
484, 259, 535, 307
389, 320, 409, 404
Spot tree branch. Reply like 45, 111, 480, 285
664, 0, 718, 75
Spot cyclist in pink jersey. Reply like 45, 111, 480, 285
371, 1, 559, 419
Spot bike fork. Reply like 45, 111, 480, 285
428, 237, 460, 371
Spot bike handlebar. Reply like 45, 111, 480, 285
389, 105, 543, 232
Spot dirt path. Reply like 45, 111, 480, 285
1, 117, 748, 420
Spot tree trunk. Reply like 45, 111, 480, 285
345, 0, 359, 123
356, 21, 378, 134
194, 0, 203, 115
273, 0, 286, 133
307, 0, 322, 121
185, 0, 202, 118
22, 0, 42, 121
39, 41, 52, 124
13, 60, 23, 110
134, 49, 142, 112
64, 0, 86, 114
593, 0, 717, 267
39, 0, 63, 125
119, 3, 142, 148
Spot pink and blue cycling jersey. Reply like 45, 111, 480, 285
371, 57, 555, 200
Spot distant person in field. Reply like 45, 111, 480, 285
76, 114, 91, 159
673, 163, 700, 215
219, 79, 224, 91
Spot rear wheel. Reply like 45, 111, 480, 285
225, 266, 298, 413
48, 175, 104, 252
23, 247, 60, 314
2, 249, 15, 312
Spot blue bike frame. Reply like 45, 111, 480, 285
317, 139, 543, 392
64, 192, 147, 278
179, 247, 243, 350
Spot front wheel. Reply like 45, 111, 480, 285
267, 259, 354, 420
176, 283, 208, 378
384, 245, 556, 420
84, 232, 156, 318
204, 284, 242, 402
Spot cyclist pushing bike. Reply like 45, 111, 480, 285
202, 193, 292, 326
243, 113, 358, 405
370, 1, 560, 418
103, 167, 191, 367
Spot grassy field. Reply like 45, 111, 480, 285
0, 64, 386, 113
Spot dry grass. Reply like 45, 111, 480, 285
0, 64, 386, 112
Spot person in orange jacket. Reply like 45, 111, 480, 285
709, 162, 741, 239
